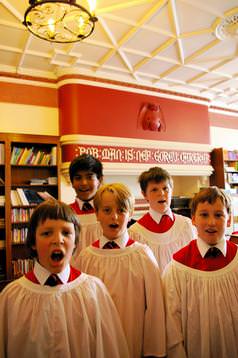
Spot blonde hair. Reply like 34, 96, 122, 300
94, 183, 134, 216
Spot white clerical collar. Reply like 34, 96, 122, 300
149, 207, 174, 224
76, 197, 94, 210
197, 236, 227, 258
34, 261, 70, 285
100, 231, 129, 249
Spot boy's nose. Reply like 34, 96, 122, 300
80, 177, 88, 184
52, 233, 64, 244
111, 211, 119, 219
208, 216, 216, 225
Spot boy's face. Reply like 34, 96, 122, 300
96, 191, 130, 240
192, 198, 229, 245
143, 179, 172, 214
33, 219, 76, 273
72, 170, 102, 201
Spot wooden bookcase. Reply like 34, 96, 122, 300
210, 148, 238, 189
0, 133, 60, 289
210, 147, 238, 235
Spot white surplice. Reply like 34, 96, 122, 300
74, 241, 166, 358
71, 212, 102, 262
162, 252, 238, 358
0, 273, 129, 358
129, 213, 195, 272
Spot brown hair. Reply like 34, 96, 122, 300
94, 183, 134, 216
26, 199, 80, 257
139, 166, 173, 193
191, 186, 231, 216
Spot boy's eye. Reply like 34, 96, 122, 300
163, 186, 169, 192
200, 212, 208, 217
40, 230, 51, 237
215, 213, 225, 218
87, 174, 96, 180
119, 207, 127, 213
62, 230, 72, 237
102, 207, 111, 214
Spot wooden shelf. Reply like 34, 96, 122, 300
0, 133, 60, 286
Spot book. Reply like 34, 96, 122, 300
16, 188, 29, 206
37, 191, 56, 201
50, 146, 57, 165
10, 190, 21, 206
0, 143, 4, 164
23, 189, 44, 205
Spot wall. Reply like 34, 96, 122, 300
3, 76, 238, 204
59, 83, 210, 144
0, 81, 59, 135
209, 110, 238, 149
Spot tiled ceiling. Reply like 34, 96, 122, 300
1, 0, 238, 111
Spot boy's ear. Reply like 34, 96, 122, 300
98, 176, 103, 187
141, 190, 147, 199
191, 215, 196, 226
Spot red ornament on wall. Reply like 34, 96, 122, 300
138, 103, 166, 132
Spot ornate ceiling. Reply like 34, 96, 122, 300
1, 0, 238, 111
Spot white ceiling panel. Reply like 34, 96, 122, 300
0, 0, 238, 111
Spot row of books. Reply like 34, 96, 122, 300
226, 173, 238, 184
12, 227, 28, 244
0, 218, 5, 228
12, 258, 35, 278
11, 188, 55, 206
0, 195, 5, 206
11, 208, 35, 223
223, 150, 238, 161
29, 176, 57, 185
10, 146, 57, 166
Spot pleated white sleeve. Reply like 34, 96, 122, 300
129, 214, 195, 272
162, 254, 238, 358
76, 242, 166, 358
0, 273, 129, 358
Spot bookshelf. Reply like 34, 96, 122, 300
210, 148, 238, 189
210, 147, 238, 234
0, 133, 60, 287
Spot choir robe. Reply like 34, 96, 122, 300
74, 241, 166, 358
162, 240, 238, 358
129, 213, 195, 272
70, 200, 102, 258
0, 273, 130, 358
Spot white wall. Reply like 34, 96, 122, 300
210, 126, 238, 150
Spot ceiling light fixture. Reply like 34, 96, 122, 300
23, 0, 98, 43
215, 12, 238, 40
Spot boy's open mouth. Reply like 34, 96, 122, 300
51, 250, 64, 261
158, 200, 166, 203
109, 224, 119, 228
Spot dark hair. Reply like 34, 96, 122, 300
26, 200, 81, 257
138, 166, 173, 193
69, 154, 103, 183
191, 186, 231, 216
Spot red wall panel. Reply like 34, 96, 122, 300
59, 83, 210, 144
209, 111, 238, 129
0, 82, 58, 107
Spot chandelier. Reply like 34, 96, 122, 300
215, 10, 238, 40
23, 0, 98, 43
